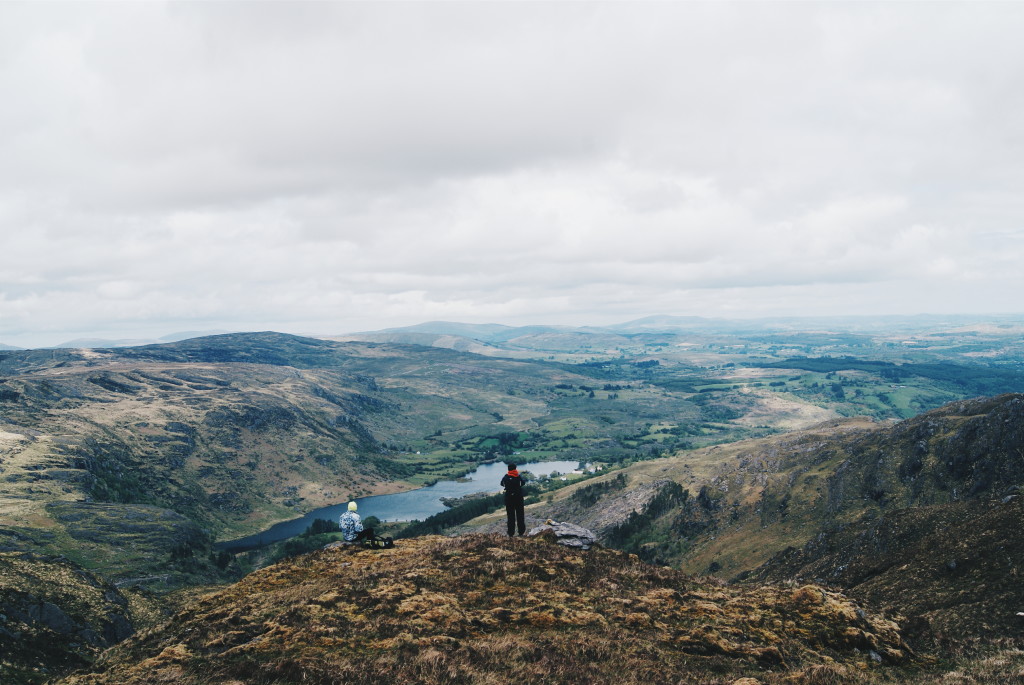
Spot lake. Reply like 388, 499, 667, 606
216, 459, 582, 551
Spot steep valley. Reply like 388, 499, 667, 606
0, 330, 825, 587
2, 331, 1024, 683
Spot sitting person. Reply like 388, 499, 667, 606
338, 501, 374, 543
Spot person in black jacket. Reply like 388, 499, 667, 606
500, 462, 526, 537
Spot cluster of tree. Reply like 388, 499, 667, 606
570, 473, 627, 508
909, 362, 1024, 395
763, 357, 1024, 397
603, 482, 689, 560
271, 534, 337, 562
396, 492, 509, 538
166, 535, 242, 579
650, 379, 699, 393
453, 431, 536, 458
209, 550, 233, 569
697, 402, 743, 422
763, 356, 897, 374
169, 542, 197, 561
78, 438, 159, 507
302, 518, 340, 536
479, 431, 525, 457
668, 423, 702, 437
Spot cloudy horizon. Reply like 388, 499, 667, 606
3, 2, 1024, 349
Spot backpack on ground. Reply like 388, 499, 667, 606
362, 535, 394, 550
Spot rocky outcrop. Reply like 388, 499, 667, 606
0, 552, 140, 684
527, 520, 597, 549
542, 477, 676, 538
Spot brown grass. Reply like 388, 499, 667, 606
58, 534, 912, 685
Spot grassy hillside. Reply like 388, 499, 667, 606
751, 496, 1024, 650
505, 394, 1024, 651
3, 329, 1024, 684
57, 534, 911, 685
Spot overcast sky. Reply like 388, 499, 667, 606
2, 2, 1023, 348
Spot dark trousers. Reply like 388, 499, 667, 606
505, 495, 525, 536
352, 528, 375, 542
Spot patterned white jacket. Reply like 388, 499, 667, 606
338, 511, 363, 542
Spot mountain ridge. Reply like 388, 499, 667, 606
11, 312, 1024, 352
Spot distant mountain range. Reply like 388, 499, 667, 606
325, 314, 1024, 366
337, 313, 1024, 343
0, 330, 235, 350
48, 330, 235, 349
8, 313, 1023, 352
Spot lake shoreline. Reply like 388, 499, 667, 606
215, 459, 582, 552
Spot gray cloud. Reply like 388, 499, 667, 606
1, 2, 1023, 347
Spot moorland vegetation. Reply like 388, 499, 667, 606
2, 319, 1024, 682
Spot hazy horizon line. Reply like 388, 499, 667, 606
5, 311, 1024, 351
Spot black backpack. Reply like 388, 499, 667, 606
503, 474, 524, 496
362, 535, 394, 550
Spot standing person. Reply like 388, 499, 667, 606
501, 463, 526, 537
338, 501, 374, 543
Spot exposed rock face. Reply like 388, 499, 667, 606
0, 552, 140, 684
527, 520, 597, 549
543, 478, 672, 538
